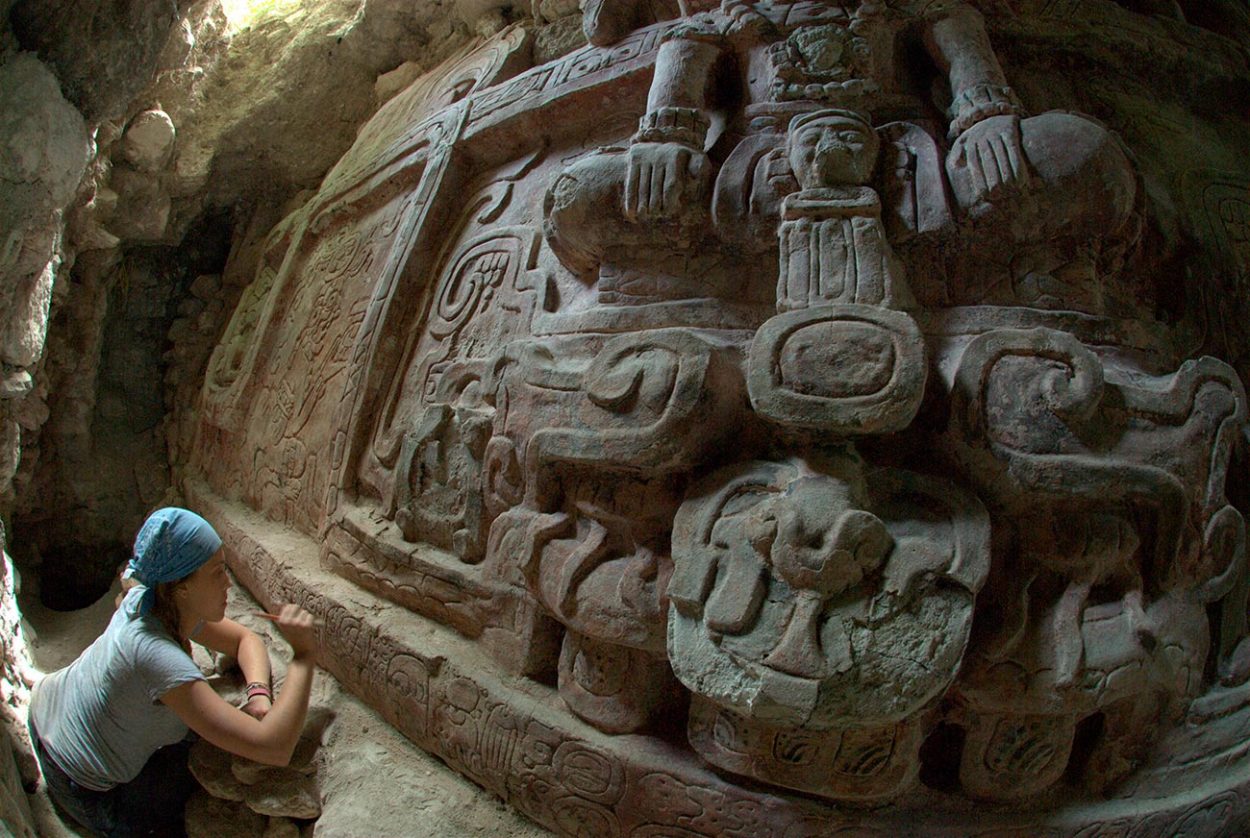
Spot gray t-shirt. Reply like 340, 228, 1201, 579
30, 588, 206, 790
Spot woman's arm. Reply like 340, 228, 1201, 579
194, 618, 274, 718
162, 605, 317, 765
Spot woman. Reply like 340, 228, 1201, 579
28, 507, 318, 836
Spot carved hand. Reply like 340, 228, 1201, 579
948, 114, 1029, 207
624, 141, 710, 223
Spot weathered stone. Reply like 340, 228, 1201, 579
533, 14, 587, 64
374, 61, 426, 107
0, 54, 90, 230
0, 531, 36, 838
189, 739, 247, 802
142, 0, 487, 238
535, 0, 578, 23
231, 733, 319, 785
0, 53, 90, 376
9, 0, 191, 122
190, 274, 222, 302
121, 109, 176, 173
157, 17, 196, 73
0, 725, 36, 838
262, 817, 301, 838
0, 418, 19, 488
241, 770, 320, 819
105, 166, 170, 241
0, 373, 32, 401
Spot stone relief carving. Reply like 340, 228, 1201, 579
192, 4, 1250, 834
670, 453, 990, 800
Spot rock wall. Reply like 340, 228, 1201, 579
0, 524, 35, 838
187, 1, 1250, 835
6, 0, 525, 601
0, 40, 91, 838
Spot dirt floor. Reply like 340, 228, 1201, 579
20, 577, 552, 837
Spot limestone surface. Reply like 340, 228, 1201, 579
0, 53, 89, 370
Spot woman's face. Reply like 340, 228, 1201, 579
178, 548, 231, 624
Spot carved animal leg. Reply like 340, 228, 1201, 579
1051, 579, 1091, 688
765, 591, 843, 678
553, 517, 611, 618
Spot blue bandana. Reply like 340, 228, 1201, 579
122, 508, 222, 618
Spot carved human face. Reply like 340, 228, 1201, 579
788, 118, 878, 189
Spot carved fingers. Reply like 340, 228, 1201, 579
949, 115, 1029, 207
624, 142, 709, 223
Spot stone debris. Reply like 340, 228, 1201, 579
185, 790, 268, 838
120, 110, 176, 173
263, 817, 301, 838
191, 699, 323, 824
242, 770, 321, 820
188, 739, 247, 803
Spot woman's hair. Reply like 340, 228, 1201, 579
150, 579, 187, 645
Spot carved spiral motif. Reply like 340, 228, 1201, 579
431, 241, 517, 339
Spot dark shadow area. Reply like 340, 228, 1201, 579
918, 719, 966, 793
14, 208, 235, 615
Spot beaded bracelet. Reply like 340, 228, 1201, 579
245, 681, 273, 702
632, 106, 711, 149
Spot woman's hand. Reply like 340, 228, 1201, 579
165, 607, 318, 766
241, 695, 272, 720
273, 604, 318, 661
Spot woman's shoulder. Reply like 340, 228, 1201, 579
108, 598, 186, 660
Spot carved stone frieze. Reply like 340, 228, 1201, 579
190, 2, 1250, 834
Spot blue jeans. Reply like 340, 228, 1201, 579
29, 717, 194, 837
